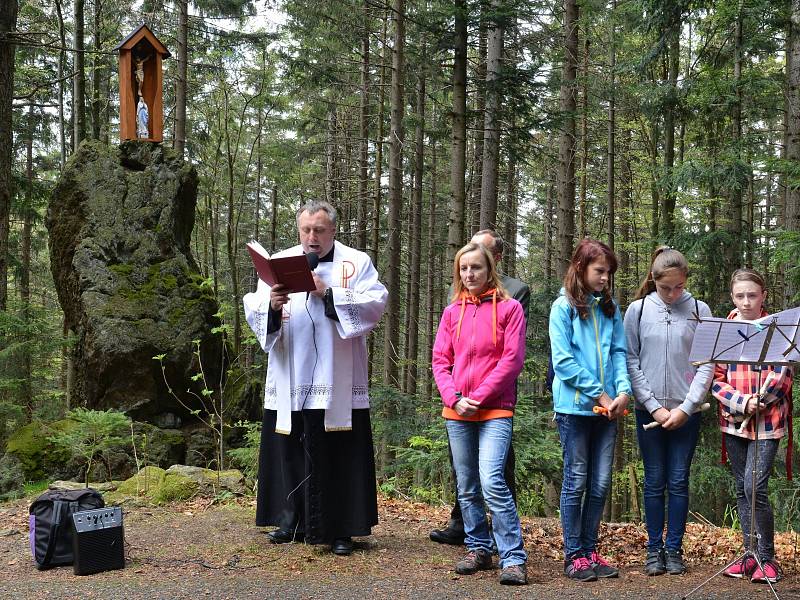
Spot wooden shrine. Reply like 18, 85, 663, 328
116, 24, 170, 143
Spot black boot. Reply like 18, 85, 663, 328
430, 519, 465, 545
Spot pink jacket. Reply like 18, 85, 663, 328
432, 296, 526, 410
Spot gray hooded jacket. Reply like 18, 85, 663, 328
623, 291, 714, 415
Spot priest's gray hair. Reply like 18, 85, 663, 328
296, 200, 338, 228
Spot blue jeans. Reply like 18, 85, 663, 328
446, 418, 527, 568
635, 410, 701, 552
555, 413, 617, 559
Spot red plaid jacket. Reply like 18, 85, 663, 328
711, 309, 793, 478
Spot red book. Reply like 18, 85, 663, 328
246, 240, 316, 293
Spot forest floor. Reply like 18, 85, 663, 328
0, 494, 798, 599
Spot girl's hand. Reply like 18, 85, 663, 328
662, 408, 689, 430
454, 397, 480, 417
652, 407, 670, 425
744, 395, 765, 416
608, 393, 630, 419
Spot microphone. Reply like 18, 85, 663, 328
306, 253, 320, 300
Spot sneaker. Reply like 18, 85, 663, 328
723, 556, 757, 579
564, 556, 598, 582
499, 563, 528, 585
664, 548, 686, 575
645, 549, 666, 576
751, 559, 782, 584
455, 549, 492, 575
589, 551, 619, 578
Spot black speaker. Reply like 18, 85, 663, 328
71, 506, 125, 575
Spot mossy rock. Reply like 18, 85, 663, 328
5, 420, 76, 481
154, 470, 199, 503
114, 465, 166, 497
104, 466, 165, 505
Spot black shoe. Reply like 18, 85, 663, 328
267, 528, 304, 544
430, 522, 466, 546
332, 537, 354, 556
664, 548, 686, 575
564, 556, 598, 582
645, 549, 666, 576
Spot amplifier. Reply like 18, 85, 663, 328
71, 506, 125, 575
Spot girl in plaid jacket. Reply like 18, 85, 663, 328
713, 268, 792, 584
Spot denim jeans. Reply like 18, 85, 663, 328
555, 413, 617, 559
725, 434, 779, 561
635, 410, 701, 552
446, 417, 527, 568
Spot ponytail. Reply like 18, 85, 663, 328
634, 246, 689, 300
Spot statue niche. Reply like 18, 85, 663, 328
116, 24, 170, 143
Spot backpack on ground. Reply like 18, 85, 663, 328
29, 487, 104, 570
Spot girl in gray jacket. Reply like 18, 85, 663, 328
623, 247, 714, 576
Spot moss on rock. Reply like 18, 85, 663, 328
6, 420, 76, 481
155, 471, 198, 503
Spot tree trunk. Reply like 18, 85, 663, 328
405, 68, 425, 397
661, 32, 679, 242
90, 0, 101, 140
55, 0, 67, 167
73, 0, 86, 149
357, 4, 370, 253
787, 0, 800, 302
607, 1, 616, 252
727, 7, 744, 272
579, 37, 589, 239
21, 104, 34, 413
479, 0, 504, 231
0, 0, 18, 312
383, 0, 404, 387
469, 14, 487, 234
425, 140, 437, 405
372, 14, 388, 268
448, 0, 468, 265
557, 0, 579, 278
175, 0, 188, 156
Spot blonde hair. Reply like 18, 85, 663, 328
450, 243, 509, 302
634, 246, 689, 300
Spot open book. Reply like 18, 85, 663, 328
246, 240, 316, 293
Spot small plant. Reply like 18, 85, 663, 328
228, 420, 261, 481
47, 408, 132, 487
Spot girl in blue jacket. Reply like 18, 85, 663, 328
549, 238, 632, 583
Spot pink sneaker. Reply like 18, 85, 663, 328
723, 556, 756, 579
751, 560, 782, 584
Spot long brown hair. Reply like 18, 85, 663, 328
563, 238, 618, 319
634, 246, 689, 300
450, 242, 509, 302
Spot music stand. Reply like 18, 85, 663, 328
682, 307, 800, 600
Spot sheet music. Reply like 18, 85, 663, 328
689, 307, 800, 365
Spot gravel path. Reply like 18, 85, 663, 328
0, 497, 797, 599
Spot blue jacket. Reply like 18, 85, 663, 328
549, 288, 632, 415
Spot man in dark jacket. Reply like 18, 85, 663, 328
430, 229, 530, 545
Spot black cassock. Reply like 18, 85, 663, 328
256, 407, 378, 544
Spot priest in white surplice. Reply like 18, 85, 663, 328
243, 200, 388, 556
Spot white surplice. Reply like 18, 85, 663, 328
243, 240, 388, 434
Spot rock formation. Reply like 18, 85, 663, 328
46, 140, 222, 422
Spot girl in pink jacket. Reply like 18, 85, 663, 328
432, 242, 527, 586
